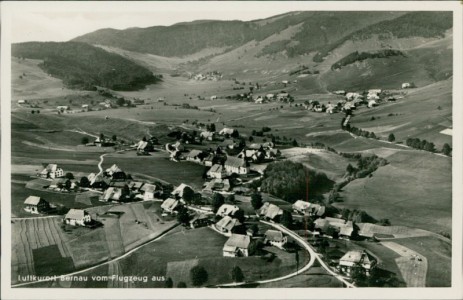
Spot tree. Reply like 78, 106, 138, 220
177, 207, 190, 225
442, 143, 452, 156
251, 193, 263, 210
80, 176, 90, 188
81, 137, 89, 144
112, 134, 117, 141
231, 266, 244, 282
121, 184, 131, 199
65, 172, 74, 180
233, 209, 245, 223
65, 179, 72, 191
190, 266, 208, 286
165, 277, 173, 288
209, 123, 216, 132
280, 211, 293, 228
388, 133, 395, 142
99, 133, 105, 141
177, 282, 187, 288
295, 250, 300, 272
212, 193, 225, 213
248, 136, 254, 142
424, 141, 435, 152
116, 98, 125, 107
346, 164, 355, 175
292, 139, 299, 147
182, 186, 195, 204
250, 224, 259, 236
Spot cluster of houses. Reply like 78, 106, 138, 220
191, 71, 222, 81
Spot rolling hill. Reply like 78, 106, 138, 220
12, 42, 160, 91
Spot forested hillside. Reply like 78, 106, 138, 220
12, 42, 160, 91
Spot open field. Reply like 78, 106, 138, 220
381, 241, 427, 287
336, 150, 451, 234
392, 236, 451, 287
103, 152, 206, 190
11, 200, 177, 285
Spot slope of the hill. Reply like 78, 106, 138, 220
72, 11, 404, 58
12, 42, 160, 91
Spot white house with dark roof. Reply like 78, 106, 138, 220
105, 164, 122, 176
264, 230, 288, 249
219, 128, 236, 136
171, 183, 193, 199
223, 234, 254, 257
64, 209, 91, 226
24, 196, 50, 214
140, 183, 158, 200
339, 250, 377, 276
292, 200, 325, 216
314, 217, 354, 239
215, 216, 241, 235
224, 157, 249, 175
38, 164, 64, 179
185, 150, 204, 163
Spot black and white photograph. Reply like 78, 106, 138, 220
1, 1, 462, 299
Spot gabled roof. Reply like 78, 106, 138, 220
24, 196, 42, 205
216, 204, 239, 216
225, 156, 247, 168
141, 183, 156, 193
106, 164, 122, 174
340, 250, 376, 266
208, 164, 223, 173
161, 198, 179, 211
219, 128, 235, 135
186, 150, 202, 158
216, 216, 241, 231
259, 202, 283, 219
264, 230, 285, 242
224, 234, 250, 249
65, 209, 88, 220
137, 140, 148, 150
172, 183, 193, 197
129, 181, 145, 190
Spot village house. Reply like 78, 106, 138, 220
101, 187, 123, 202
38, 164, 64, 179
223, 234, 254, 257
338, 250, 377, 276
185, 150, 204, 163
210, 95, 218, 100
345, 92, 363, 101
333, 90, 346, 95
368, 99, 378, 108
24, 196, 50, 214
136, 140, 151, 155
259, 202, 284, 221
81, 104, 89, 111
140, 183, 158, 200
216, 204, 240, 217
203, 153, 216, 167
215, 216, 241, 234
314, 217, 355, 239
224, 156, 249, 175
203, 178, 231, 193
265, 93, 275, 100
277, 92, 289, 101
57, 106, 69, 113
105, 164, 126, 181
237, 149, 265, 163
219, 128, 236, 136
220, 139, 238, 150
292, 200, 326, 217
17, 99, 28, 104
49, 178, 76, 191
171, 183, 193, 199
161, 198, 180, 214
264, 230, 288, 249
189, 214, 211, 229
200, 131, 217, 141
128, 181, 144, 192
88, 173, 110, 189
64, 209, 92, 226
207, 164, 226, 179
265, 148, 281, 160
402, 82, 414, 89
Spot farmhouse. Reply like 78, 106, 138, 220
402, 82, 414, 89
88, 173, 110, 189
259, 202, 284, 221
64, 209, 92, 226
224, 156, 249, 175
17, 99, 27, 104
128, 181, 144, 191
200, 131, 217, 141
265, 93, 275, 100
161, 198, 180, 213
264, 230, 288, 249
106, 164, 122, 176
172, 183, 193, 199
292, 200, 325, 216
203, 153, 216, 167
203, 178, 231, 193
220, 139, 238, 150
338, 250, 377, 276
254, 97, 264, 104
223, 234, 254, 257
216, 204, 240, 217
136, 140, 151, 155
38, 164, 64, 179
215, 216, 241, 234
24, 196, 50, 214
189, 214, 210, 229
314, 217, 355, 239
207, 164, 226, 179
210, 95, 218, 100
237, 149, 265, 163
140, 183, 158, 200
346, 92, 363, 101
185, 150, 204, 163
101, 187, 123, 202
326, 103, 338, 114
265, 148, 281, 160
333, 90, 346, 95
219, 128, 236, 136
57, 106, 69, 112
368, 100, 378, 108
